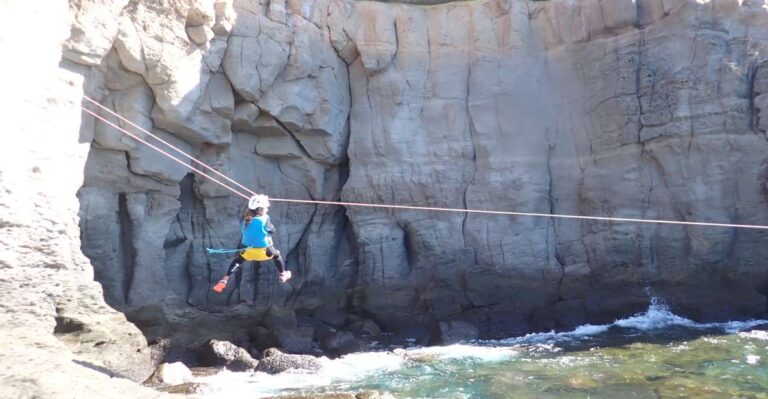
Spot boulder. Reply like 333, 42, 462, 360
274, 326, 315, 354
197, 340, 258, 372
254, 348, 322, 374
320, 331, 361, 357
148, 362, 193, 386
63, 0, 129, 64
249, 325, 280, 352
356, 391, 397, 399
348, 318, 383, 337
264, 306, 298, 330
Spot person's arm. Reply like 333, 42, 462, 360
265, 216, 276, 235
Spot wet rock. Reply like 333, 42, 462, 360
157, 382, 204, 395
274, 326, 315, 354
356, 391, 397, 399
315, 305, 347, 328
655, 284, 768, 322
459, 306, 531, 339
347, 318, 383, 337
264, 306, 298, 330
320, 331, 361, 357
392, 348, 439, 364
396, 324, 433, 347
275, 391, 395, 399
437, 320, 479, 345
197, 339, 258, 372
190, 367, 219, 378
249, 325, 280, 352
255, 348, 322, 374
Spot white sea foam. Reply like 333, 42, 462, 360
192, 352, 404, 399
495, 323, 611, 346
599, 300, 766, 334
407, 344, 516, 362
720, 320, 768, 334
739, 330, 768, 341
192, 300, 768, 398
614, 302, 698, 330
495, 299, 768, 346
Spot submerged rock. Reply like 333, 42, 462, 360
320, 330, 361, 357
274, 391, 395, 399
157, 382, 204, 395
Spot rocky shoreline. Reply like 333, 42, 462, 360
3, 0, 768, 397
72, 0, 768, 346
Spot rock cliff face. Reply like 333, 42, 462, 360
0, 1, 166, 397
70, 0, 768, 346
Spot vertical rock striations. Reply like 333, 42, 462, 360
68, 0, 768, 349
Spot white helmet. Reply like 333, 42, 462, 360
248, 194, 270, 210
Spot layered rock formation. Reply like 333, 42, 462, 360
31, 0, 768, 369
3, 0, 768, 395
338, 0, 768, 334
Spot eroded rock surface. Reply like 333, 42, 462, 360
4, 1, 768, 396
0, 1, 166, 397
66, 0, 768, 356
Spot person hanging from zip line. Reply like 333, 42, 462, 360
212, 194, 291, 293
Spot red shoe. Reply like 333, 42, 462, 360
212, 276, 230, 293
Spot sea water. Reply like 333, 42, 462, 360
192, 301, 768, 398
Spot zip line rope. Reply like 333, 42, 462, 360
81, 107, 250, 201
83, 96, 258, 197
81, 98, 768, 231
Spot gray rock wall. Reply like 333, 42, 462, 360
73, 0, 768, 341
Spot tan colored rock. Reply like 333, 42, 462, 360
599, 0, 638, 30
0, 1, 167, 396
63, 0, 130, 65
92, 82, 154, 151
114, 15, 147, 75
328, 0, 359, 63
352, 2, 397, 74
232, 101, 261, 131
268, 0, 288, 23
187, 24, 215, 46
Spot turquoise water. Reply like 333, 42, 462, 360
194, 303, 768, 399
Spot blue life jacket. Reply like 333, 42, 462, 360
241, 215, 272, 248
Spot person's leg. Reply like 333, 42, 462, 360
266, 246, 290, 282
226, 255, 245, 275
213, 255, 245, 292
266, 246, 285, 273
